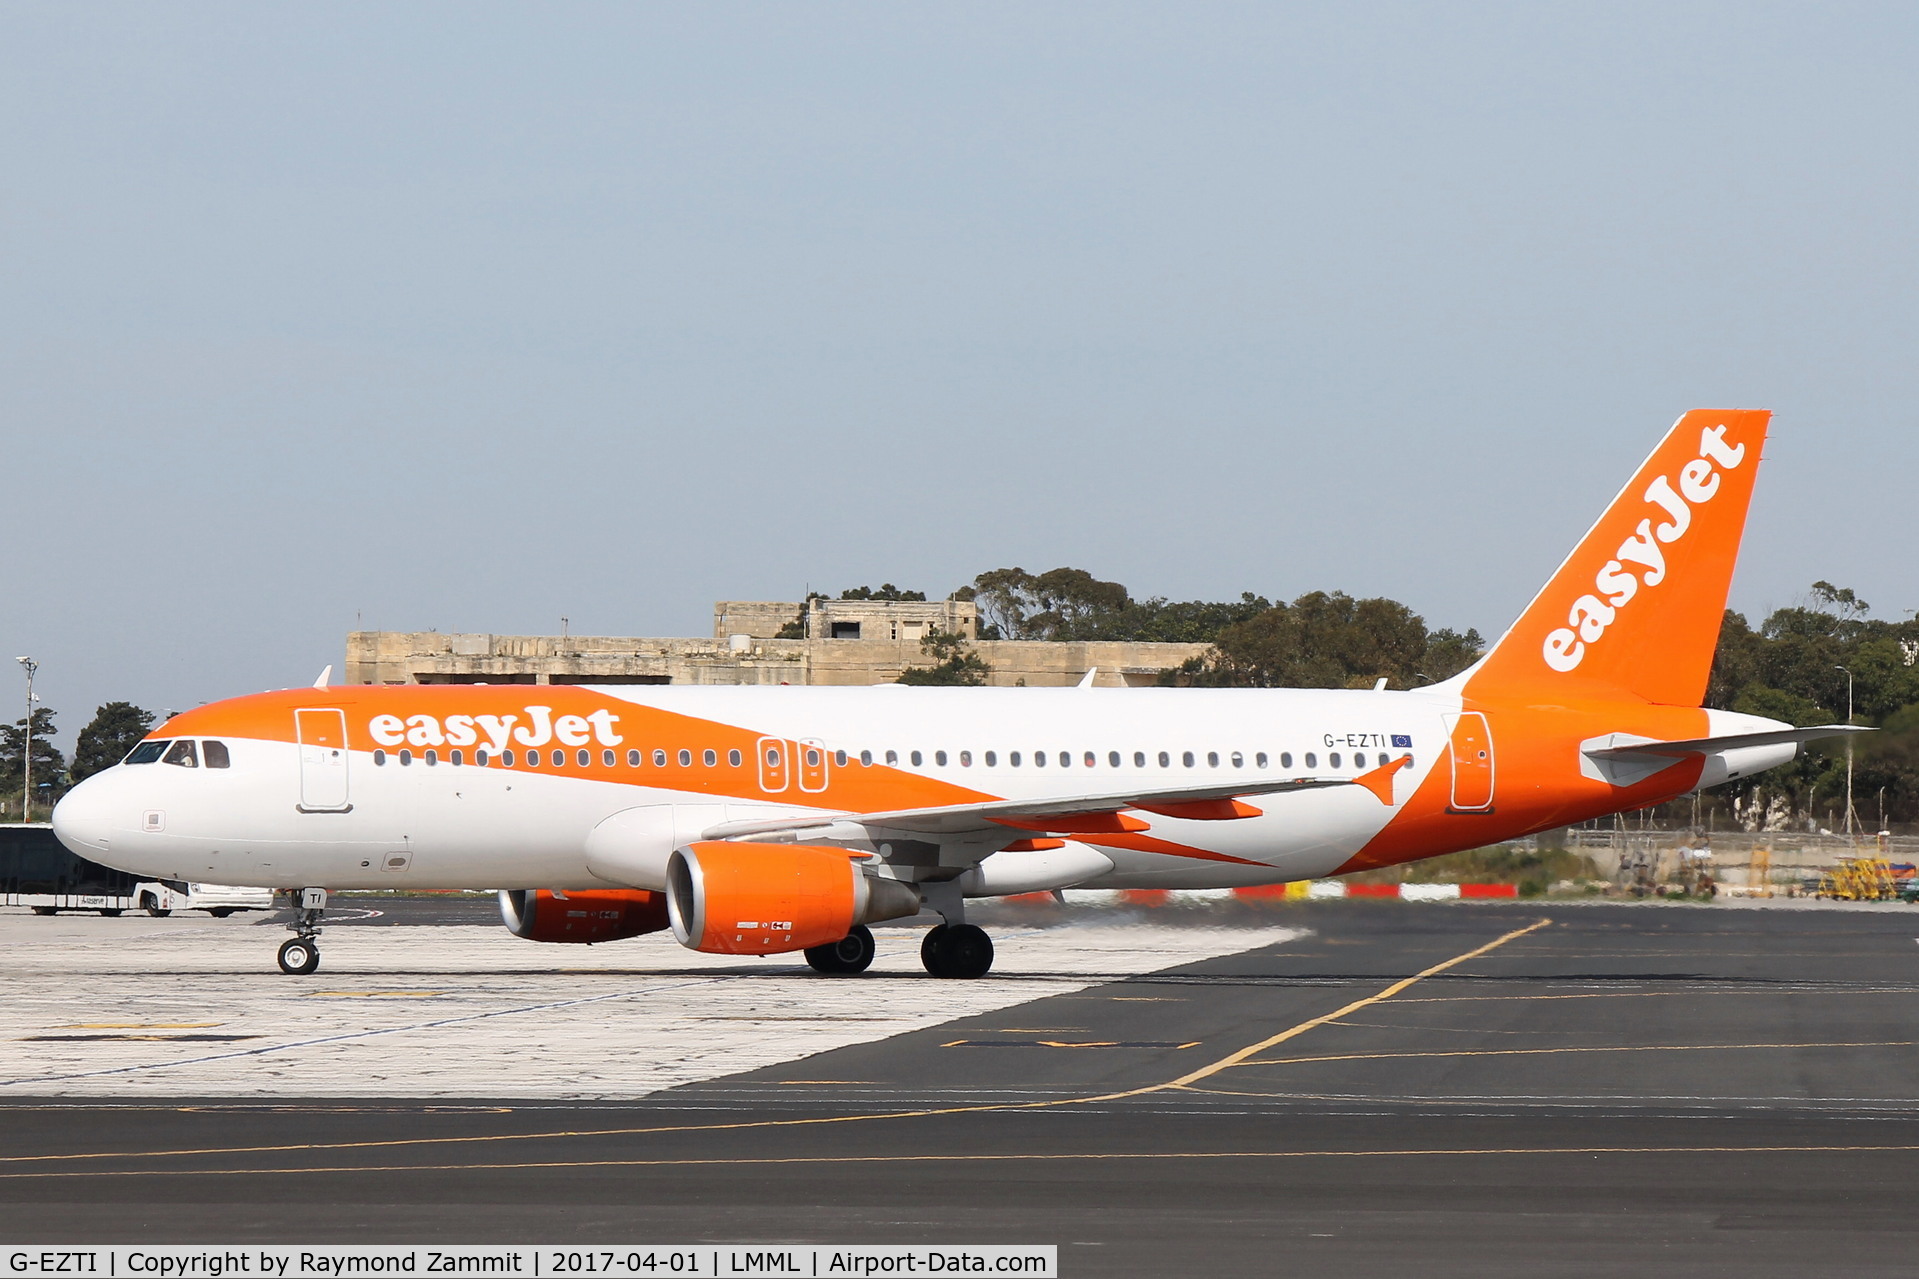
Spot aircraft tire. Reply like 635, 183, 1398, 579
804, 925, 876, 975
31, 907, 56, 916
277, 938, 321, 975
921, 923, 993, 979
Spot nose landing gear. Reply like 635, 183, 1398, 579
277, 887, 328, 975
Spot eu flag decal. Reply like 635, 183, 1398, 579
1391, 734, 1413, 749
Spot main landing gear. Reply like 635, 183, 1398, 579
921, 924, 994, 979
277, 887, 327, 975
804, 925, 876, 975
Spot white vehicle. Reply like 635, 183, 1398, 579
51, 410, 1862, 977
0, 823, 272, 917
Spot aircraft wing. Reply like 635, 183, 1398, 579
1582, 724, 1870, 760
700, 755, 1411, 840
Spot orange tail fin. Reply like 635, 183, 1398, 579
1466, 409, 1770, 707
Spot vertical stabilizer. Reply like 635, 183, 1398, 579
1466, 409, 1770, 707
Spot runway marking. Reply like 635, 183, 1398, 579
0, 975, 735, 1089
304, 991, 447, 999
56, 1023, 224, 1030
0, 918, 1551, 1172
9, 1141, 1919, 1181
1234, 1040, 1916, 1068
1156, 919, 1554, 1093
1389, 989, 1919, 1004
941, 1040, 1202, 1050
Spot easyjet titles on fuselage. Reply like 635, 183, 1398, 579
366, 706, 625, 753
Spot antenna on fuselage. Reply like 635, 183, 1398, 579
1076, 667, 1098, 688
313, 665, 332, 688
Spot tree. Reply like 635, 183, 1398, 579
1169, 591, 1483, 689
967, 567, 1268, 643
839, 584, 926, 601
898, 630, 991, 686
0, 707, 67, 819
71, 702, 155, 782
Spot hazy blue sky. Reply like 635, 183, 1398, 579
4, 2, 1916, 748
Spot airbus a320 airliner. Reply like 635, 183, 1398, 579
52, 410, 1856, 978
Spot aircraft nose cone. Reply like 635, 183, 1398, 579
51, 776, 112, 854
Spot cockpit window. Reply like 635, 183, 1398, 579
125, 740, 170, 765
202, 740, 231, 769
161, 740, 199, 768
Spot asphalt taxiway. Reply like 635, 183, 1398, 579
7, 900, 1919, 1277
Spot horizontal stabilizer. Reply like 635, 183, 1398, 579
1583, 724, 1870, 761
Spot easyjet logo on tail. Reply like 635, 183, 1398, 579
1542, 425, 1747, 674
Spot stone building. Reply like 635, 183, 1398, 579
345, 600, 1209, 689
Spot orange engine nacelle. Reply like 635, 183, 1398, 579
498, 888, 671, 944
666, 841, 922, 956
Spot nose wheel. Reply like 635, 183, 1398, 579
277, 887, 328, 975
277, 937, 321, 975
921, 923, 994, 979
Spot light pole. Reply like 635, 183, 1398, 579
15, 657, 36, 823
1835, 664, 1856, 840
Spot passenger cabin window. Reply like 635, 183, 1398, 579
1182, 751, 1195, 768
1010, 751, 1022, 767
1109, 751, 1121, 768
984, 751, 997, 766
934, 750, 948, 766
425, 749, 439, 766
399, 749, 414, 766
860, 750, 873, 766
885, 750, 898, 765
1230, 751, 1244, 768
1158, 751, 1170, 767
729, 749, 743, 766
451, 749, 464, 766
1279, 752, 1291, 768
627, 749, 641, 766
373, 749, 388, 766
603, 749, 616, 767
502, 750, 516, 766
1207, 751, 1219, 767
1059, 751, 1071, 767
703, 749, 717, 767
476, 749, 490, 766
1304, 752, 1317, 768
202, 740, 232, 769
1330, 752, 1342, 768
910, 750, 923, 766
1256, 752, 1268, 768
679, 749, 693, 767
1084, 751, 1096, 767
125, 740, 169, 765
835, 750, 848, 767
162, 740, 199, 768
1134, 751, 1146, 767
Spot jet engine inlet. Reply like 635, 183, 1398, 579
498, 888, 671, 944
666, 841, 921, 956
